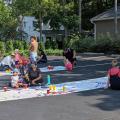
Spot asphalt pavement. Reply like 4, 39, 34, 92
0, 54, 120, 120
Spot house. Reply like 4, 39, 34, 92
91, 6, 120, 38
4, 0, 65, 45
22, 16, 42, 42
22, 16, 65, 44
4, 0, 12, 5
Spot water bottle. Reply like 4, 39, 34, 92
47, 75, 51, 85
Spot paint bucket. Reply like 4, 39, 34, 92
47, 75, 51, 85
47, 89, 50, 94
63, 86, 66, 92
53, 85, 56, 91
24, 84, 28, 89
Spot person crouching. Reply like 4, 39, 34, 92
27, 64, 43, 86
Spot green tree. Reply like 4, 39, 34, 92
44, 0, 79, 39
13, 0, 55, 42
81, 0, 114, 30
0, 0, 18, 40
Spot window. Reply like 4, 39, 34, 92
33, 21, 37, 27
24, 21, 26, 28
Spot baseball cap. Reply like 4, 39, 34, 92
11, 52, 15, 56
13, 69, 19, 73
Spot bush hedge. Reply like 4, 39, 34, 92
0, 40, 62, 56
1, 34, 120, 57
67, 34, 120, 54
45, 49, 63, 56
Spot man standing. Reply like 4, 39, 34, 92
29, 36, 38, 64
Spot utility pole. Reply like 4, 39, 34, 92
115, 0, 118, 36
79, 0, 82, 33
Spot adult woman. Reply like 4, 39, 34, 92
63, 48, 76, 65
29, 36, 38, 64
27, 64, 43, 86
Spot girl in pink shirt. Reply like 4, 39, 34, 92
64, 59, 73, 71
107, 59, 120, 89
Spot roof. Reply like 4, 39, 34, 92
91, 6, 120, 22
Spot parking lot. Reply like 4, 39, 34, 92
0, 54, 120, 120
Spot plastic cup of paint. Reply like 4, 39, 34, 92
49, 85, 53, 90
48, 66, 51, 70
24, 84, 28, 89
63, 86, 66, 92
47, 89, 50, 94
53, 85, 56, 91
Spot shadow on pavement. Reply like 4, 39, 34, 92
76, 89, 120, 111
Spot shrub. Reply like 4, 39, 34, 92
45, 49, 63, 56
13, 40, 24, 50
5, 40, 14, 52
45, 39, 58, 49
90, 35, 112, 53
66, 34, 120, 54
67, 34, 94, 52
38, 42, 45, 51
0, 41, 5, 55
23, 41, 29, 50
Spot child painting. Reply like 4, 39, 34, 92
64, 59, 73, 71
11, 69, 24, 88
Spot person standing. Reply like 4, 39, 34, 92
29, 36, 38, 64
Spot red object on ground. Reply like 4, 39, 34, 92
14, 86, 19, 89
47, 65, 54, 70
3, 86, 7, 92
24, 84, 28, 89
47, 89, 50, 94
47, 66, 51, 70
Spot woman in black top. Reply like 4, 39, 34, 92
37, 50, 47, 64
28, 64, 43, 86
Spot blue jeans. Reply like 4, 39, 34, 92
30, 52, 37, 63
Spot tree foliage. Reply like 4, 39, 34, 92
0, 0, 18, 40
0, 0, 118, 40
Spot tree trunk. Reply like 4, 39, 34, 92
62, 0, 68, 40
39, 12, 42, 42
114, 0, 118, 37
64, 27, 68, 40
19, 16, 24, 40
78, 0, 82, 33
